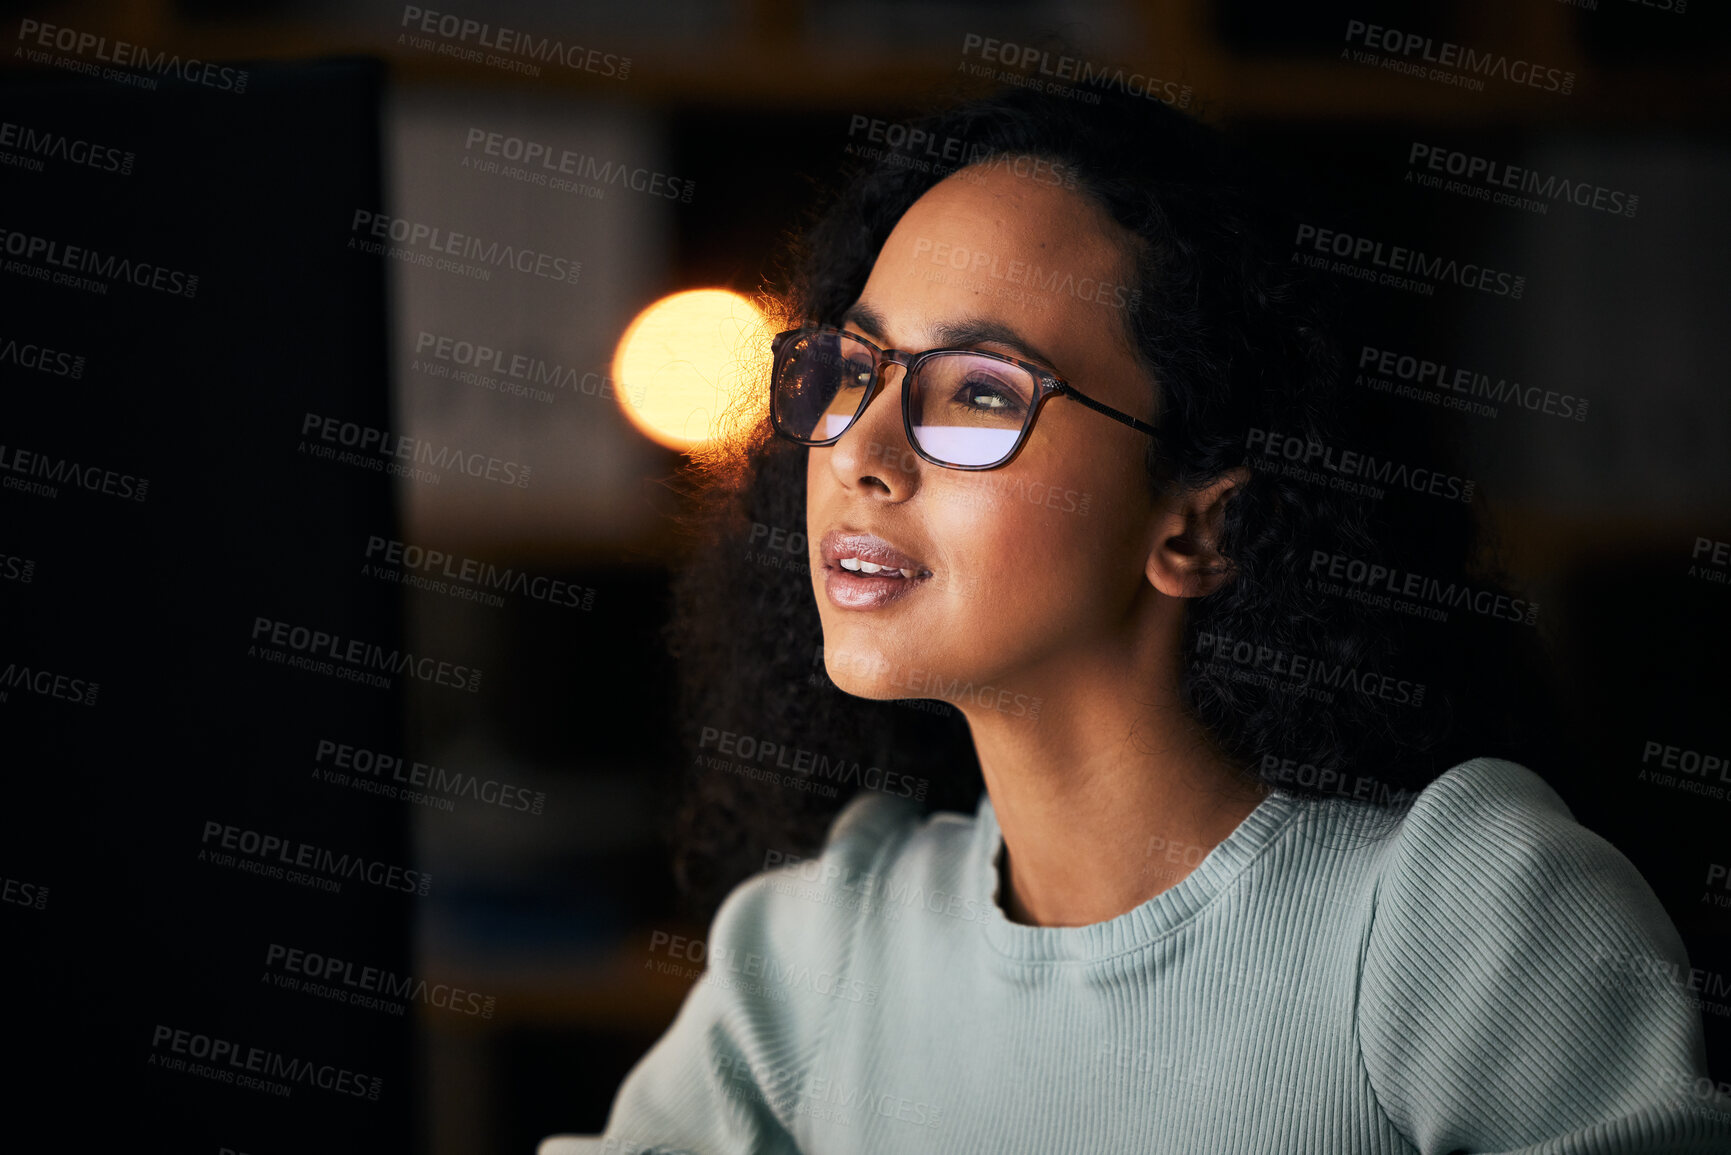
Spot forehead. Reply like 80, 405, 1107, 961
854, 161, 1140, 370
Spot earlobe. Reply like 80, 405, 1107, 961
1144, 467, 1248, 599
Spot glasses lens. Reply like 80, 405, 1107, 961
772, 329, 876, 442
910, 352, 1036, 467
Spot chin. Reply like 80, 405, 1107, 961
821, 622, 939, 693
819, 640, 893, 695
826, 675, 903, 703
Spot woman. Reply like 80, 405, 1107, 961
556, 80, 1731, 1153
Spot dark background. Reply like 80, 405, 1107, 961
3, 2, 1729, 1153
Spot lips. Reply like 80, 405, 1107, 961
820, 530, 933, 579
819, 529, 933, 610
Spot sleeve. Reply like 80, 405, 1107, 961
554, 790, 919, 1155
1357, 757, 1731, 1154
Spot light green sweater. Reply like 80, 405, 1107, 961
547, 758, 1731, 1153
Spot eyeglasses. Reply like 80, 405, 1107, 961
768, 324, 1157, 471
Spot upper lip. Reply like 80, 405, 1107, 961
821, 529, 932, 578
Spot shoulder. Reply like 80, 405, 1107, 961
1371, 755, 1675, 938
776, 788, 974, 891
742, 789, 931, 902
1366, 754, 1687, 983
1392, 752, 1574, 839
1357, 757, 1720, 1146
583, 795, 941, 1154
822, 788, 933, 872
708, 789, 952, 963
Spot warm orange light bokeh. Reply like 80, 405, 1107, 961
612, 288, 773, 452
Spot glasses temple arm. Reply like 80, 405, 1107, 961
1053, 383, 1159, 437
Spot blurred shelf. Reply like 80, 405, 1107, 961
419, 923, 708, 1033
5, 3, 1728, 124
1477, 502, 1731, 583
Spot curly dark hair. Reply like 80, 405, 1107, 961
660, 77, 1566, 918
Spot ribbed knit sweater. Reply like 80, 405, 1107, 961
546, 758, 1731, 1153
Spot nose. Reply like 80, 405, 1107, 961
825, 360, 923, 495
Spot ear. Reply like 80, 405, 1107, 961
1144, 467, 1250, 599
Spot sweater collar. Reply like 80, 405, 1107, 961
968, 785, 1302, 962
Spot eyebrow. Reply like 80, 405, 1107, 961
841, 302, 1061, 373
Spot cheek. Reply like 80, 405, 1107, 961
923, 477, 1114, 615
949, 441, 1156, 611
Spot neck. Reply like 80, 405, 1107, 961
961, 601, 1269, 929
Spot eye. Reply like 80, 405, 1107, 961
954, 371, 1026, 414
840, 354, 876, 390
